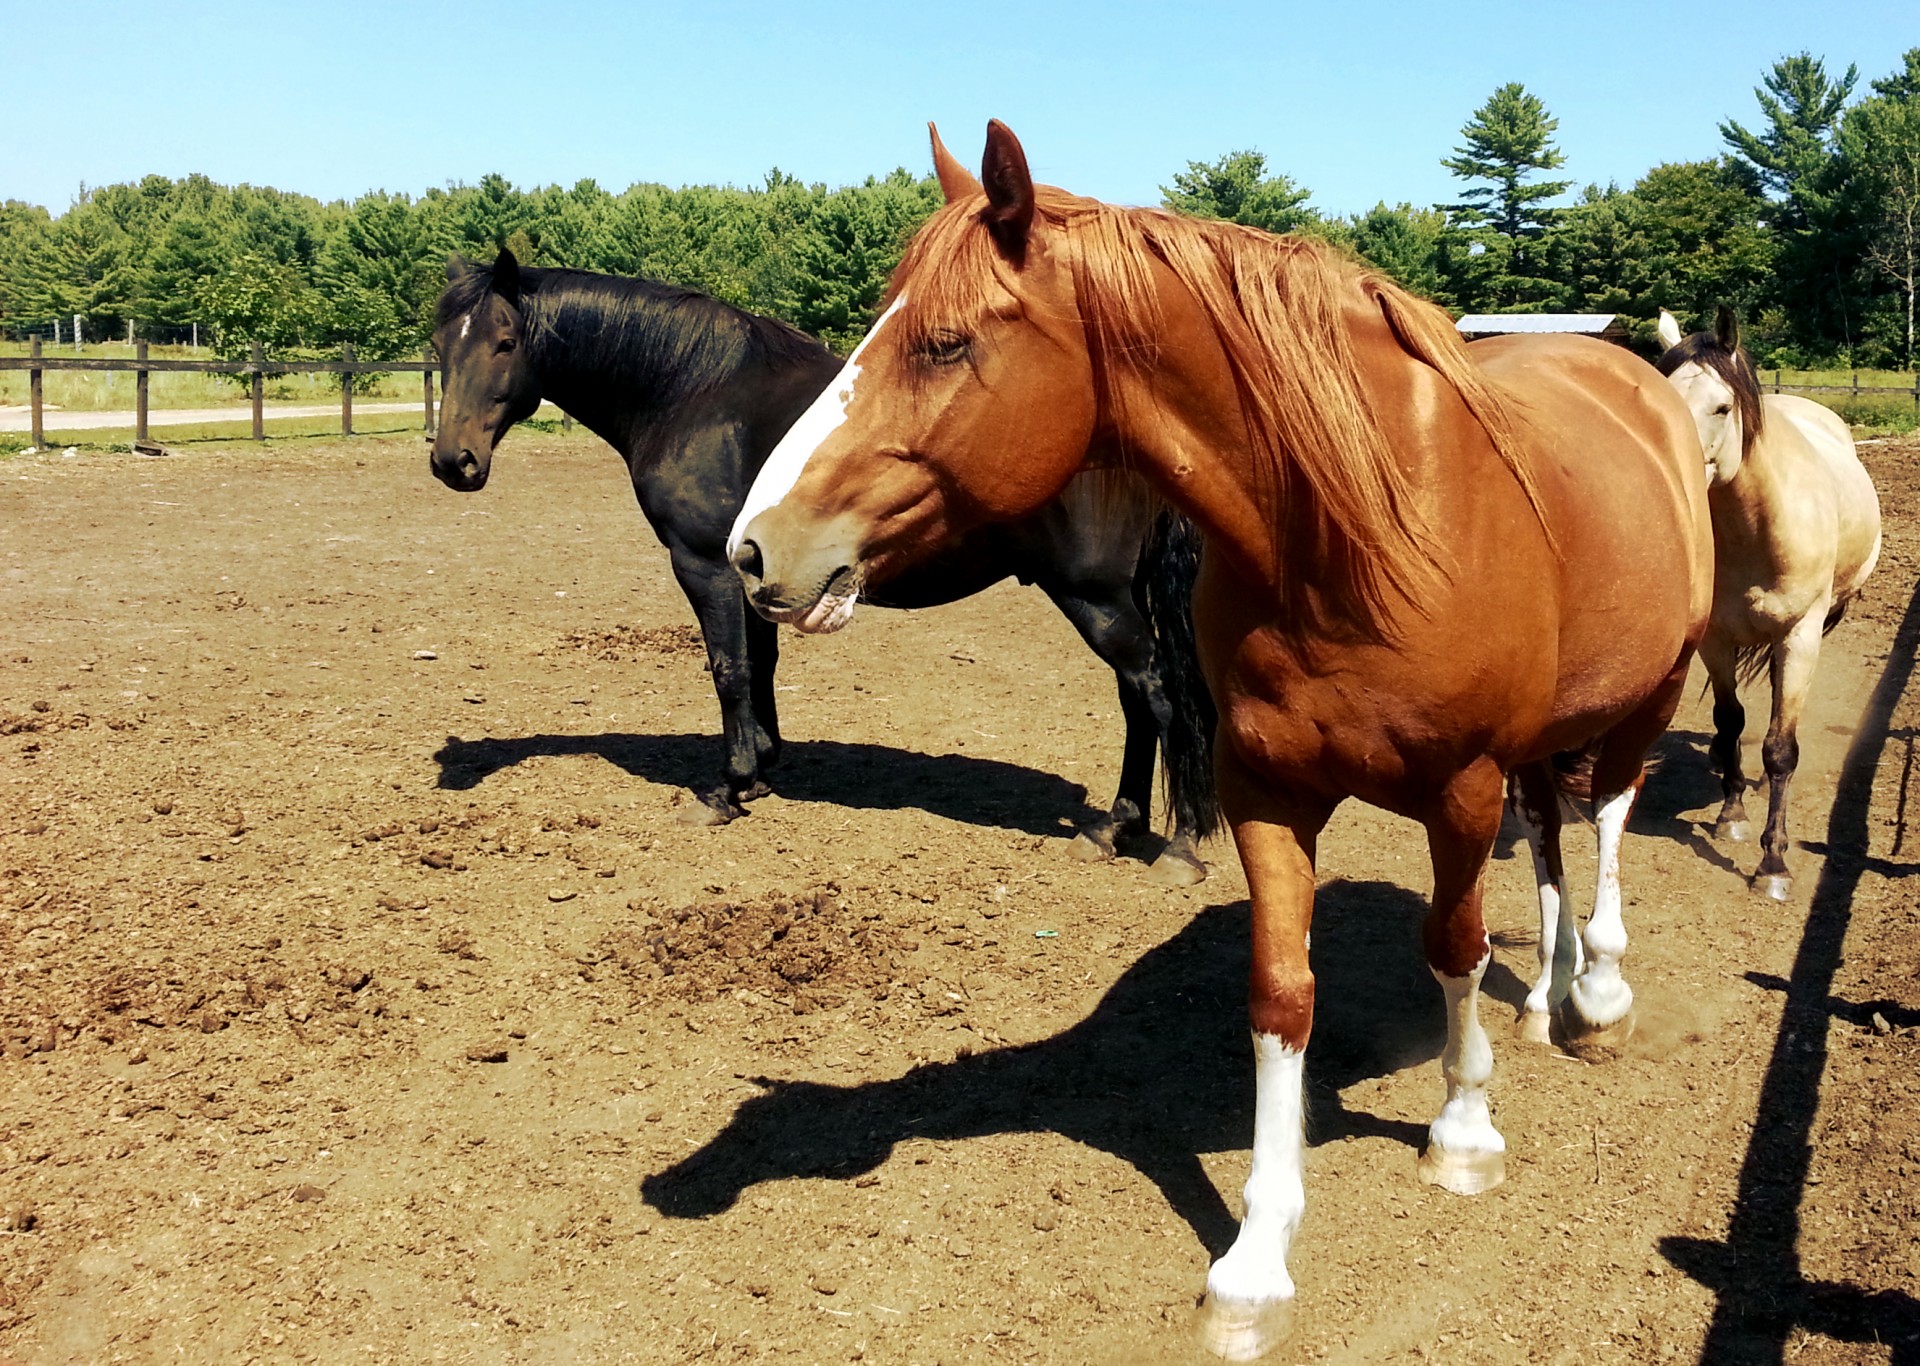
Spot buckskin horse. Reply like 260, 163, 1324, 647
1656, 307, 1881, 900
728, 122, 1711, 1357
429, 250, 1215, 882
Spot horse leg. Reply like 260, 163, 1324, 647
744, 606, 783, 772
1752, 606, 1826, 901
1563, 657, 1688, 1048
1197, 754, 1331, 1361
1508, 762, 1578, 1046
1042, 584, 1206, 882
1701, 632, 1751, 842
1417, 759, 1508, 1194
668, 548, 765, 825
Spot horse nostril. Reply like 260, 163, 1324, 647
457, 450, 480, 478
732, 538, 765, 584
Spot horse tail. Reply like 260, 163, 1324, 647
1544, 740, 1661, 819
1140, 510, 1221, 840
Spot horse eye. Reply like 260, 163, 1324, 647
1712, 404, 1731, 416
497, 337, 517, 355
917, 333, 971, 366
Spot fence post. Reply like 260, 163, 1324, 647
135, 340, 150, 443
341, 343, 354, 436
29, 338, 44, 448
422, 348, 436, 434
250, 340, 265, 441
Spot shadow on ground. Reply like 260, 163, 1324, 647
434, 731, 1105, 840
643, 879, 1532, 1259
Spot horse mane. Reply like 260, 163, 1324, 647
889, 189, 1543, 631
1654, 327, 1765, 460
437, 260, 829, 408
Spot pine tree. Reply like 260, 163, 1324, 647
1442, 84, 1572, 243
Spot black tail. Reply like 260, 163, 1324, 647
1140, 511, 1221, 840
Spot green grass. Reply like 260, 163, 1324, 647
0, 340, 424, 411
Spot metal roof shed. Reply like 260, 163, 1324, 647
1454, 313, 1632, 345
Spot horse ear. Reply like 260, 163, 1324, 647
1655, 309, 1683, 351
492, 248, 522, 305
929, 122, 983, 203
980, 119, 1035, 262
1714, 305, 1741, 352
447, 253, 472, 283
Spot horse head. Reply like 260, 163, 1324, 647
1655, 306, 1763, 487
727, 121, 1099, 634
430, 248, 543, 492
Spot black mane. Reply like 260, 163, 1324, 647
1655, 327, 1765, 457
437, 260, 831, 412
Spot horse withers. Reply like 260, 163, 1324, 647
429, 249, 1215, 882
730, 121, 1711, 1358
1656, 308, 1882, 900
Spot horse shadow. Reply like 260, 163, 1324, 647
433, 731, 1105, 840
641, 881, 1531, 1258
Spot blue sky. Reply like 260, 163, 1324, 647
9, 1, 1916, 217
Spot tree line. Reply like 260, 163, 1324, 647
2, 47, 1916, 369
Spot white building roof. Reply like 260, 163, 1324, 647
1455, 313, 1624, 335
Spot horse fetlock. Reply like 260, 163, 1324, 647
1566, 963, 1633, 1033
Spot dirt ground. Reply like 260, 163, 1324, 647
1, 428, 1916, 1366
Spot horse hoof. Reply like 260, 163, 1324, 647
1714, 819, 1751, 843
1514, 1010, 1554, 1046
1558, 1005, 1636, 1062
737, 780, 773, 804
1750, 872, 1793, 902
1147, 849, 1207, 887
675, 799, 735, 828
1066, 831, 1116, 863
1196, 1293, 1293, 1361
1417, 1143, 1506, 1195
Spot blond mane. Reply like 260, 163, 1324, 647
890, 189, 1544, 630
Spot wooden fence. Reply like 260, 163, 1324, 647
1761, 369, 1920, 412
0, 340, 440, 447
4, 342, 1915, 451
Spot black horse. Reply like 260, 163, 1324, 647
429, 250, 1215, 883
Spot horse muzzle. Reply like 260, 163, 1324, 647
731, 536, 862, 634
429, 443, 490, 492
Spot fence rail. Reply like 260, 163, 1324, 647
1761, 370, 1920, 410
1, 340, 440, 446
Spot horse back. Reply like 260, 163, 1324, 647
1763, 394, 1882, 602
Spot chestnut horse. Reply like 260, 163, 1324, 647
1655, 308, 1881, 900
729, 122, 1711, 1358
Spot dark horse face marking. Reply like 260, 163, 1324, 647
431, 249, 543, 492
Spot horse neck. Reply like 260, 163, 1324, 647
516, 275, 781, 453
1710, 412, 1793, 540
1097, 254, 1444, 600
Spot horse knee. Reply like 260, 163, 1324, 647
1761, 731, 1798, 781
1249, 964, 1314, 1046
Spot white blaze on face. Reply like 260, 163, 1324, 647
726, 294, 908, 560
459, 312, 473, 341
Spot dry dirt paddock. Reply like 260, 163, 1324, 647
1, 429, 1918, 1366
